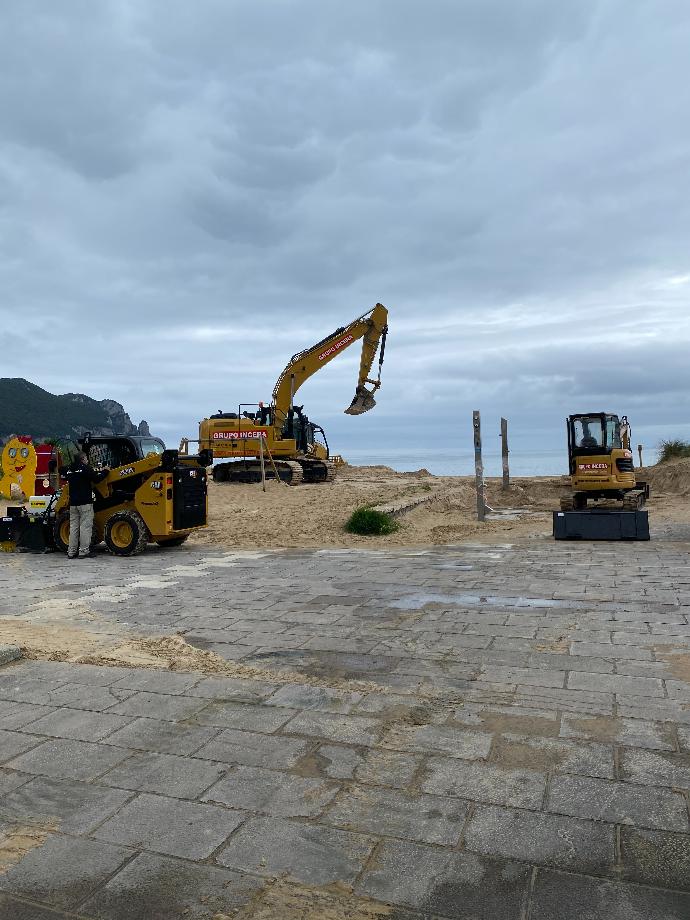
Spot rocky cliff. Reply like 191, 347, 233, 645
0, 378, 153, 444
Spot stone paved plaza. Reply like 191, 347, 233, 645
0, 535, 689, 918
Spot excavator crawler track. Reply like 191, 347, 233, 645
213, 459, 304, 485
298, 459, 337, 484
622, 490, 646, 511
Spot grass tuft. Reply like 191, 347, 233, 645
345, 506, 399, 536
658, 439, 690, 463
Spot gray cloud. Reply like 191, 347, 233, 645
1, 0, 689, 469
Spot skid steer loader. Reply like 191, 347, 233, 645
52, 435, 212, 556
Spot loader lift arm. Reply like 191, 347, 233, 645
271, 303, 388, 421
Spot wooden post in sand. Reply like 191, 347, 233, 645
473, 410, 486, 522
638, 444, 643, 468
500, 417, 510, 491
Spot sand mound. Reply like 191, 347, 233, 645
643, 458, 690, 496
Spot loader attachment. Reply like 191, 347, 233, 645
344, 386, 377, 416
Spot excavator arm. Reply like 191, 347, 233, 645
271, 303, 389, 420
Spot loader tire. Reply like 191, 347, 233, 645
155, 535, 189, 548
53, 510, 71, 554
104, 510, 149, 556
559, 496, 574, 512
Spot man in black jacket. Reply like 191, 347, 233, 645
61, 452, 109, 558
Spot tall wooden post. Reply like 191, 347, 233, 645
637, 444, 643, 468
473, 410, 485, 522
500, 417, 510, 491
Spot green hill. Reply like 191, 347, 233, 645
0, 378, 145, 443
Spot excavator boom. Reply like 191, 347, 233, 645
272, 303, 388, 420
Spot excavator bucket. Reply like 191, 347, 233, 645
344, 387, 377, 415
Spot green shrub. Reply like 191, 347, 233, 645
658, 439, 690, 463
345, 506, 399, 535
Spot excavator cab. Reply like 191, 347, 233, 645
561, 413, 649, 511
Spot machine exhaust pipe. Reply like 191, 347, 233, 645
344, 386, 377, 415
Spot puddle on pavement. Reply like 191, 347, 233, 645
390, 593, 583, 610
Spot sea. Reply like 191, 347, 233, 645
342, 448, 568, 478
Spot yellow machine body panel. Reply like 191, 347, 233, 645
572, 449, 636, 492
198, 418, 297, 461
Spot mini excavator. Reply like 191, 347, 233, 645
188, 303, 389, 485
560, 412, 649, 511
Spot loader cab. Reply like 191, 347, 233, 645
566, 414, 622, 474
79, 435, 166, 472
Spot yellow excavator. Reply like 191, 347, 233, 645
186, 303, 388, 485
560, 412, 649, 511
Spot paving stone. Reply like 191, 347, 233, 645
0, 768, 32, 795
0, 728, 44, 763
34, 682, 136, 712
79, 852, 262, 920
464, 805, 615, 872
421, 757, 546, 808
567, 671, 665, 697
265, 683, 363, 713
217, 815, 375, 884
282, 710, 383, 745
492, 733, 614, 778
302, 743, 364, 779
19, 708, 133, 742
527, 652, 614, 673
570, 641, 652, 660
93, 792, 243, 860
5, 738, 130, 782
560, 714, 675, 750
202, 764, 337, 816
325, 786, 469, 845
357, 838, 530, 918
0, 832, 131, 909
667, 679, 690, 700
382, 724, 493, 760
353, 692, 446, 723
0, 894, 69, 919
529, 868, 690, 920
102, 717, 218, 755
0, 676, 71, 705
98, 751, 227, 799
618, 698, 690, 725
192, 700, 296, 732
480, 666, 566, 688
0, 776, 132, 834
620, 826, 690, 890
106, 691, 207, 722
179, 676, 279, 702
110, 670, 201, 694
14, 661, 133, 686
547, 774, 689, 832
355, 748, 422, 788
194, 729, 310, 768
0, 701, 56, 731
620, 748, 690, 789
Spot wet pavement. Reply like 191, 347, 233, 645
0, 535, 689, 918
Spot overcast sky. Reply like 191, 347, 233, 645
2, 0, 689, 471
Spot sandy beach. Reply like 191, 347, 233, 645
3, 458, 689, 551
187, 458, 690, 550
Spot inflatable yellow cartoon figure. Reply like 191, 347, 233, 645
0, 436, 37, 499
